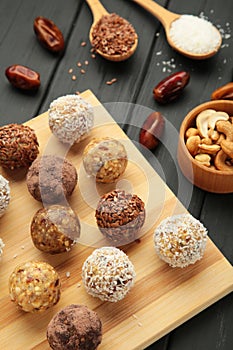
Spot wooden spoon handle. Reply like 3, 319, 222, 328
131, 0, 179, 31
85, 0, 109, 23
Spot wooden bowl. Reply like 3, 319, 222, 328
177, 100, 233, 193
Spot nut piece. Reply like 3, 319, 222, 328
211, 82, 233, 100
195, 154, 211, 167
201, 137, 212, 145
198, 143, 220, 155
196, 109, 216, 138
208, 128, 220, 141
186, 135, 201, 156
139, 111, 165, 150
214, 150, 233, 172
185, 127, 199, 138
153, 71, 190, 104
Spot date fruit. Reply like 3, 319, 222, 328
139, 111, 165, 150
153, 71, 190, 104
34, 16, 64, 53
211, 82, 233, 100
5, 64, 40, 91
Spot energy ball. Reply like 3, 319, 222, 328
154, 213, 208, 268
82, 246, 136, 302
47, 304, 102, 350
0, 174, 10, 217
9, 261, 61, 312
82, 137, 128, 183
26, 155, 77, 204
0, 123, 39, 170
0, 238, 5, 258
48, 94, 94, 145
31, 205, 81, 254
95, 189, 145, 245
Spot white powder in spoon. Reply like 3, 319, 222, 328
169, 15, 221, 54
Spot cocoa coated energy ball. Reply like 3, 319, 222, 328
82, 246, 136, 302
26, 155, 77, 204
47, 304, 102, 350
31, 205, 81, 254
95, 189, 145, 245
0, 123, 39, 170
48, 94, 94, 145
82, 137, 128, 183
154, 213, 208, 268
9, 261, 61, 312
0, 174, 10, 217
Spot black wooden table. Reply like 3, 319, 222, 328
0, 1, 233, 349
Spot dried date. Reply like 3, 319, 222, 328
211, 82, 233, 100
153, 71, 190, 104
5, 64, 40, 91
34, 16, 64, 53
139, 111, 165, 150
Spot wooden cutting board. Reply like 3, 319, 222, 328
0, 90, 233, 350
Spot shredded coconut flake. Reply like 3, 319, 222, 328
169, 15, 221, 54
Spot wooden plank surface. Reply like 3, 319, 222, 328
0, 90, 233, 350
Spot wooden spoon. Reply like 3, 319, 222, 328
131, 0, 222, 59
85, 0, 138, 61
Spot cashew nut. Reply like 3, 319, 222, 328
195, 153, 211, 167
196, 109, 216, 138
216, 120, 233, 141
201, 137, 212, 145
208, 111, 229, 129
221, 139, 233, 158
186, 135, 201, 156
198, 143, 220, 155
185, 127, 199, 138
216, 133, 226, 145
208, 128, 220, 142
214, 150, 233, 172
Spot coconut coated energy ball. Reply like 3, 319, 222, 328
31, 205, 81, 254
82, 137, 128, 183
9, 261, 61, 312
47, 304, 102, 350
154, 213, 208, 268
82, 246, 136, 302
0, 174, 10, 217
48, 94, 94, 145
0, 123, 39, 170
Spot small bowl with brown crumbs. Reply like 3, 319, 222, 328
0, 123, 39, 170
30, 205, 81, 254
82, 137, 128, 183
177, 100, 233, 193
95, 189, 145, 246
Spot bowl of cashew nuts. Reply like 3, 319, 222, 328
178, 100, 233, 193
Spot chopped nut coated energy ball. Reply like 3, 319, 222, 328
30, 205, 81, 254
47, 304, 102, 350
154, 213, 208, 268
96, 189, 145, 245
0, 174, 10, 217
82, 246, 136, 302
0, 123, 39, 170
82, 137, 128, 183
48, 94, 94, 145
9, 261, 61, 312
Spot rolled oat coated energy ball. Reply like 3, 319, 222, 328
48, 94, 94, 145
9, 261, 61, 312
96, 189, 145, 245
31, 205, 81, 254
0, 123, 39, 170
0, 174, 10, 217
82, 137, 128, 183
47, 304, 102, 350
82, 246, 136, 302
154, 213, 208, 268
